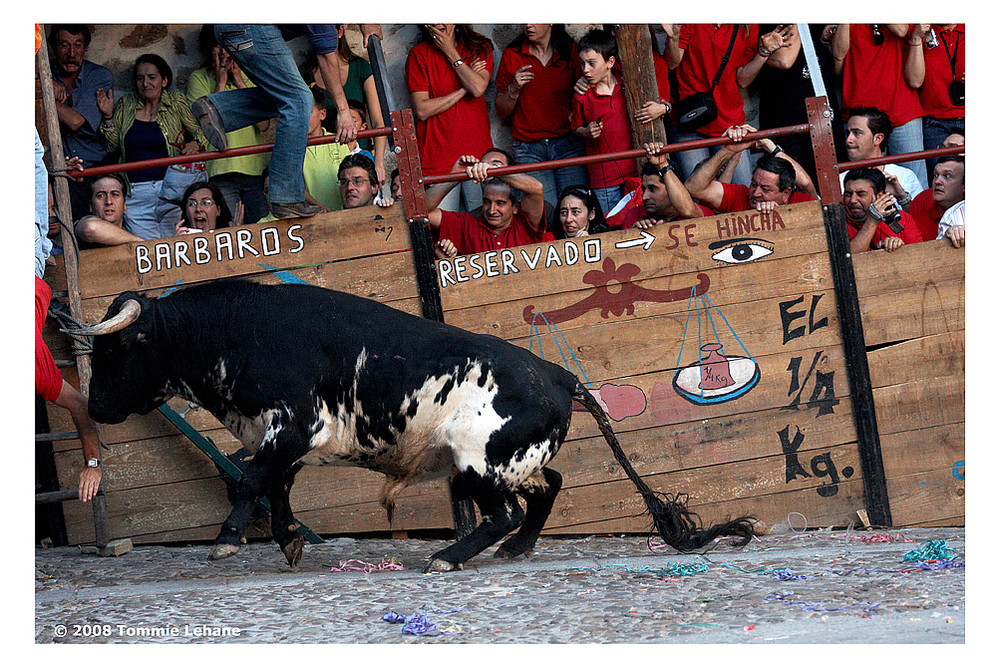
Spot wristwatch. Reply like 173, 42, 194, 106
769, 144, 783, 158
658, 163, 674, 178
86, 458, 100, 468
452, 58, 464, 68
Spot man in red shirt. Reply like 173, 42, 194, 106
843, 168, 923, 252
685, 124, 817, 214
427, 157, 549, 258
918, 24, 964, 179
908, 155, 965, 242
607, 142, 709, 229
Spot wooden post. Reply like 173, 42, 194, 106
614, 24, 667, 168
36, 27, 111, 549
806, 96, 893, 527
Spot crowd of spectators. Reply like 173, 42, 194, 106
40, 22, 965, 262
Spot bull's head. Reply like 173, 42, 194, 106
70, 291, 170, 424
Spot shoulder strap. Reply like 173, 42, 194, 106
709, 26, 741, 91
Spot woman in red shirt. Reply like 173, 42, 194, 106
495, 24, 589, 208
405, 24, 493, 213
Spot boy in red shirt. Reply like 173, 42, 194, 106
571, 29, 638, 217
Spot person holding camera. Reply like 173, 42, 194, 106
842, 168, 923, 253
918, 24, 964, 180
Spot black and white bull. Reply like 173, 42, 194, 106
76, 279, 753, 571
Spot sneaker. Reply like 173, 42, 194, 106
192, 97, 228, 151
269, 201, 325, 219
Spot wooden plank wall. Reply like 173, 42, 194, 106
853, 239, 965, 527
43, 200, 965, 545
438, 201, 868, 534
46, 204, 457, 545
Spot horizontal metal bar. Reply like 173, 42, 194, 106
57, 126, 394, 179
422, 124, 811, 186
837, 145, 965, 173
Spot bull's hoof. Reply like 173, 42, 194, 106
424, 558, 462, 573
209, 543, 241, 561
493, 545, 532, 560
282, 536, 305, 568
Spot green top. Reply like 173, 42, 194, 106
101, 89, 208, 163
186, 68, 271, 178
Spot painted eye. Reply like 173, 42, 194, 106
710, 239, 774, 265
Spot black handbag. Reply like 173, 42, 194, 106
675, 26, 740, 132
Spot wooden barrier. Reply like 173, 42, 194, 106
43, 192, 964, 546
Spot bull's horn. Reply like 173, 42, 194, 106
64, 299, 142, 336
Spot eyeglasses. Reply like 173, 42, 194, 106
185, 198, 216, 209
339, 176, 372, 188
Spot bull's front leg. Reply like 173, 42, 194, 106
210, 417, 308, 563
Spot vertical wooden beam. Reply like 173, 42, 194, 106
807, 96, 893, 527
36, 27, 111, 548
614, 24, 667, 166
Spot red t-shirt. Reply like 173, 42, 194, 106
674, 24, 758, 137
919, 25, 965, 119
908, 188, 942, 242
439, 209, 552, 255
570, 77, 637, 189
35, 276, 62, 402
495, 41, 580, 142
405, 41, 494, 177
717, 183, 815, 213
846, 210, 923, 250
840, 24, 924, 127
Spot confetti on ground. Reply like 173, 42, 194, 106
331, 558, 404, 573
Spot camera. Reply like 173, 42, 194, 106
869, 201, 904, 234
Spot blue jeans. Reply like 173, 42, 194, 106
886, 116, 927, 191
512, 134, 589, 208
668, 125, 752, 187
35, 129, 51, 278
212, 173, 269, 225
210, 25, 311, 205
593, 184, 625, 217
923, 116, 964, 181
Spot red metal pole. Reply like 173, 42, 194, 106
837, 145, 965, 173
54, 126, 394, 179
421, 124, 812, 186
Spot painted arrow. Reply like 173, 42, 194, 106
614, 229, 656, 251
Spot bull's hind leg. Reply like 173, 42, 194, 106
267, 463, 305, 567
493, 467, 562, 560
425, 472, 524, 573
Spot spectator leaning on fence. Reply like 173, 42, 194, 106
908, 155, 965, 244
842, 167, 922, 253
684, 124, 817, 214
426, 155, 550, 258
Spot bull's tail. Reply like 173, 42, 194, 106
573, 383, 755, 551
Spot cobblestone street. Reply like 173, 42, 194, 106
33, 527, 967, 645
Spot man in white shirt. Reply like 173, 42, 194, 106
840, 106, 923, 207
